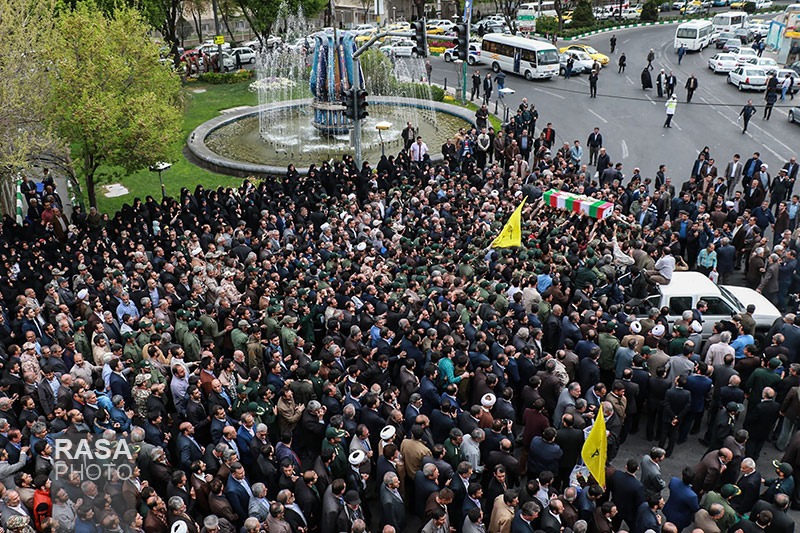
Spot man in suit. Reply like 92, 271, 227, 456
176, 422, 204, 472
380, 472, 406, 532
685, 73, 699, 102
744, 386, 781, 459
539, 499, 565, 533
694, 448, 733, 496
608, 460, 644, 529
732, 458, 761, 515
783, 157, 798, 188
247, 483, 271, 522
743, 152, 764, 184
225, 463, 253, 522
510, 501, 539, 533
634, 494, 664, 533
640, 447, 667, 498
749, 493, 794, 533
660, 375, 691, 457
726, 154, 743, 198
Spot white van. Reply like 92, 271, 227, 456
638, 272, 780, 340
481, 34, 560, 79
712, 11, 749, 33
674, 20, 714, 51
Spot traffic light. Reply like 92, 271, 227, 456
343, 88, 355, 120
412, 20, 427, 58
455, 24, 468, 61
356, 89, 369, 120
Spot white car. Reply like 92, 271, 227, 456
637, 272, 780, 340
620, 7, 640, 19
559, 50, 596, 74
443, 43, 481, 65
218, 52, 235, 72
748, 22, 770, 37
286, 37, 313, 53
728, 66, 769, 90
353, 24, 377, 35
734, 48, 758, 65
708, 53, 738, 73
755, 0, 773, 8
777, 68, 800, 91
432, 20, 456, 32
744, 56, 778, 75
379, 39, 416, 57
230, 47, 256, 64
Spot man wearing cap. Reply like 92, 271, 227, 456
336, 490, 365, 533
762, 461, 795, 503
700, 484, 739, 532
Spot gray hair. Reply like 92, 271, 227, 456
741, 457, 756, 470
422, 463, 437, 477
168, 496, 184, 511
252, 483, 267, 497
517, 327, 529, 340
244, 517, 260, 532
384, 472, 399, 486
130, 427, 145, 443
471, 428, 485, 441
203, 516, 219, 530
682, 310, 693, 322
573, 520, 588, 533
308, 400, 322, 412
720, 331, 732, 344
151, 448, 165, 460
276, 489, 292, 503
256, 424, 268, 433
31, 421, 47, 435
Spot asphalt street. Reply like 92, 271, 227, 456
425, 19, 799, 192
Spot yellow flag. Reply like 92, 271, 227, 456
490, 198, 526, 248
581, 413, 607, 487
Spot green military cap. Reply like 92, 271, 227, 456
139, 319, 152, 328
185, 300, 198, 308
479, 280, 490, 288
496, 283, 507, 291
246, 265, 258, 272
676, 325, 688, 336
463, 254, 473, 261
237, 384, 248, 394
413, 275, 426, 283
74, 320, 87, 328
189, 320, 202, 328
423, 247, 432, 254
416, 266, 427, 274
326, 427, 346, 439
176, 309, 186, 318
309, 361, 321, 372
466, 299, 478, 308
586, 246, 595, 257
122, 332, 134, 340
138, 360, 152, 369
587, 259, 596, 267
431, 244, 441, 251
248, 402, 265, 416
155, 323, 167, 331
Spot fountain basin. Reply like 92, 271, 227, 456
186, 97, 475, 177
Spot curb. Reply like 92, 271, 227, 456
558, 7, 784, 40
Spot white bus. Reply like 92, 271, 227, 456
674, 20, 714, 51
517, 1, 557, 32
712, 11, 749, 34
481, 34, 560, 80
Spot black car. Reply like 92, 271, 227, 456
659, 2, 671, 10
715, 31, 736, 48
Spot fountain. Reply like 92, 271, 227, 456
187, 10, 476, 177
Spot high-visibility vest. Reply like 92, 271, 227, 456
666, 100, 677, 114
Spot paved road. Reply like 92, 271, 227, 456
424, 19, 799, 191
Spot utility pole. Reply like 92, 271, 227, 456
461, 0, 473, 104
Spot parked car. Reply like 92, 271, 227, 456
712, 0, 729, 6
788, 60, 800, 77
379, 39, 416, 57
734, 48, 758, 64
659, 2, 672, 10
559, 50, 595, 74
744, 56, 778, 75
789, 106, 800, 124
621, 7, 641, 18
285, 37, 312, 53
715, 31, 737, 47
559, 44, 609, 65
708, 52, 738, 72
443, 43, 481, 65
728, 65, 769, 90
722, 39, 741, 53
230, 47, 257, 64
353, 24, 377, 35
777, 68, 800, 91
748, 22, 770, 37
734, 27, 752, 43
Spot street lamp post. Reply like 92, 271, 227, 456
376, 121, 392, 156
149, 162, 172, 199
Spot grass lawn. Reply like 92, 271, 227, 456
93, 81, 258, 214
91, 80, 502, 214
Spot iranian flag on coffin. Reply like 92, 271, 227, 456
542, 189, 613, 219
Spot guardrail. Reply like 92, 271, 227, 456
559, 7, 785, 40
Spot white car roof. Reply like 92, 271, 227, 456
658, 272, 722, 298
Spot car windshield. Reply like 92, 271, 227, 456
746, 69, 764, 75
537, 49, 560, 65
584, 46, 599, 54
677, 28, 698, 38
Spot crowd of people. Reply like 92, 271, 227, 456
1, 104, 800, 533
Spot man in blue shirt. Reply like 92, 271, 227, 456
115, 292, 139, 323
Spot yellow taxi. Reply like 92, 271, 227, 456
559, 44, 609, 65
729, 0, 746, 7
388, 22, 411, 32
426, 24, 445, 34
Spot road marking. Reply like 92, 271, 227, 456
623, 38, 631, 44
672, 121, 682, 131
625, 75, 634, 85
588, 108, 608, 123
531, 87, 565, 99
621, 140, 629, 159
645, 94, 657, 106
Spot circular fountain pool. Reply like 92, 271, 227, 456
187, 97, 475, 177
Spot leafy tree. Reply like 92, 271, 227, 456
0, 0, 59, 211
185, 0, 208, 42
640, 0, 659, 21
493, 0, 524, 34
139, 0, 184, 67
235, 0, 326, 49
46, 1, 182, 208
570, 0, 595, 28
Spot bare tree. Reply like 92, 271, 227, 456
494, 0, 523, 33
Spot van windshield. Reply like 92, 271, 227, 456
537, 49, 559, 65
718, 285, 744, 310
677, 28, 698, 38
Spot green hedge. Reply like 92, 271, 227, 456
397, 82, 445, 102
197, 70, 255, 84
